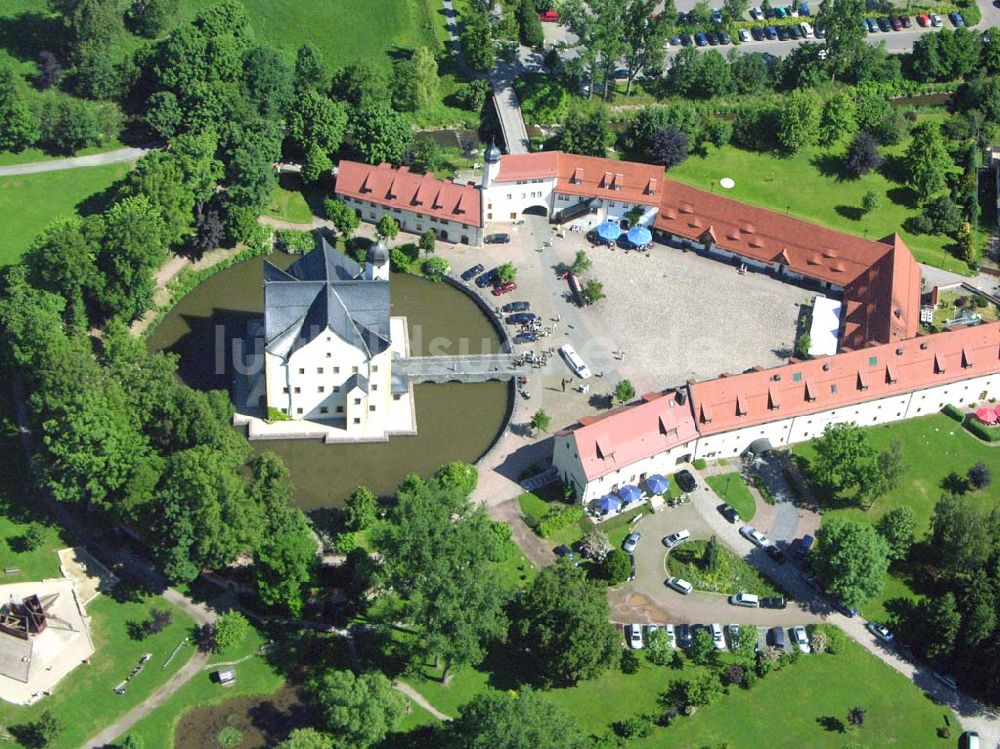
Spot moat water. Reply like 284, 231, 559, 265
147, 250, 511, 511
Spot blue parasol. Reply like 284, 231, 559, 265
617, 485, 642, 503
645, 474, 669, 495
596, 220, 622, 243
596, 494, 622, 513
626, 225, 652, 246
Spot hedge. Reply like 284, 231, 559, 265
942, 404, 965, 422
691, 458, 708, 470
537, 504, 584, 538
964, 416, 1000, 442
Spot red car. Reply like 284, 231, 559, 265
492, 281, 517, 296
916, 12, 930, 25
539, 9, 559, 22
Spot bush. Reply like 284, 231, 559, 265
333, 530, 363, 554
536, 504, 584, 537
604, 549, 632, 584
612, 714, 653, 738
964, 417, 1000, 442
422, 256, 450, 280
275, 229, 316, 254
266, 406, 290, 422
692, 458, 707, 470
515, 77, 570, 124
620, 648, 641, 674
812, 624, 847, 655
942, 404, 965, 422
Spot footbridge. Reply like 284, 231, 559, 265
396, 353, 519, 383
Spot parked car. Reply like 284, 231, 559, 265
623, 531, 641, 554
680, 32, 693, 45
792, 626, 811, 653
799, 1, 810, 14
916, 12, 930, 26
865, 17, 878, 32
800, 21, 813, 36
866, 622, 894, 643
675, 469, 698, 493
740, 525, 770, 547
711, 7, 723, 23
949, 10, 965, 26
506, 312, 537, 325
791, 534, 814, 561
889, 15, 902, 30
930, 12, 943, 26
627, 623, 644, 649
485, 232, 511, 244
695, 31, 708, 46
559, 344, 592, 379
801, 572, 823, 593
900, 14, 911, 27
539, 9, 560, 22
461, 264, 485, 282
739, 28, 751, 41
629, 553, 636, 581
644, 623, 659, 639
513, 332, 536, 344
492, 281, 517, 296
725, 623, 741, 645
830, 597, 858, 618
670, 34, 682, 45
662, 529, 691, 549
767, 626, 786, 648
664, 623, 677, 648
710, 623, 727, 650
501, 300, 530, 313
776, 25, 790, 40
665, 577, 694, 595
717, 503, 741, 524
788, 24, 802, 39
729, 592, 760, 607
760, 596, 787, 609
475, 268, 498, 287
751, 25, 765, 40
877, 16, 891, 31
961, 731, 981, 749
719, 30, 732, 44
750, 5, 763, 19
706, 31, 719, 45
765, 25, 778, 39
677, 623, 692, 646
765, 545, 786, 564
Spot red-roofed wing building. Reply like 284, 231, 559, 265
552, 390, 699, 502
336, 161, 484, 246
483, 150, 664, 226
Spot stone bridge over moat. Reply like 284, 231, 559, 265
395, 353, 519, 383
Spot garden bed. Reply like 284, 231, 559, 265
667, 539, 780, 597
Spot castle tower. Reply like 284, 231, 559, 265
482, 138, 501, 190
364, 240, 390, 281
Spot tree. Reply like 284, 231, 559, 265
301, 142, 333, 185
409, 47, 439, 111
847, 706, 866, 728
795, 333, 811, 359
351, 104, 412, 165
604, 549, 632, 584
126, 0, 178, 37
860, 190, 881, 215
423, 256, 450, 278
621, 0, 671, 96
614, 379, 636, 404
324, 199, 359, 240
844, 131, 883, 178
276, 729, 333, 749
981, 27, 1000, 74
560, 106, 611, 157
956, 220, 977, 264
306, 669, 406, 749
560, 0, 627, 99
968, 462, 991, 490
213, 610, 250, 652
731, 52, 772, 95
579, 530, 611, 562
809, 422, 878, 500
777, 90, 821, 153
254, 505, 315, 616
651, 127, 689, 168
925, 196, 963, 235
703, 535, 720, 571
812, 518, 889, 608
531, 409, 552, 433
376, 215, 399, 242
38, 98, 101, 154
419, 229, 437, 255
518, 0, 545, 47
925, 591, 961, 663
345, 486, 378, 531
497, 262, 516, 283
582, 279, 604, 304
144, 607, 173, 635
571, 250, 591, 275
677, 670, 725, 708
930, 493, 1000, 581
646, 628, 673, 665
193, 203, 226, 255
13, 709, 61, 749
447, 688, 589, 749
294, 43, 326, 91
0, 65, 40, 151
818, 0, 867, 82
20, 523, 46, 552
513, 561, 620, 684
456, 79, 491, 112
819, 91, 857, 146
624, 104, 704, 159
287, 90, 349, 158
905, 121, 951, 203
434, 462, 479, 497
242, 45, 293, 120
876, 506, 916, 561
36, 51, 64, 90
217, 726, 243, 749
23, 216, 99, 329
461, 10, 496, 71
688, 627, 717, 665
51, 0, 124, 62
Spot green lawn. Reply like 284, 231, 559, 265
406, 631, 955, 747
263, 173, 319, 225
517, 491, 649, 550
706, 472, 757, 522
793, 413, 1000, 620
668, 539, 781, 597
669, 124, 972, 275
0, 162, 132, 265
0, 594, 197, 749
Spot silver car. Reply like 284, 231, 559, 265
623, 532, 641, 554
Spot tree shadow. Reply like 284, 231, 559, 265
834, 205, 864, 222
816, 715, 846, 733
0, 13, 67, 64
810, 152, 852, 182
886, 186, 920, 210
588, 393, 613, 410
75, 177, 127, 217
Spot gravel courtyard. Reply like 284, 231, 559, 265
584, 242, 815, 388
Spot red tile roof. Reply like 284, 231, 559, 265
495, 152, 664, 207
688, 322, 1000, 436
654, 179, 922, 348
336, 161, 482, 228
558, 390, 698, 481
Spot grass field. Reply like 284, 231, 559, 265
668, 539, 781, 597
793, 413, 1000, 619
406, 630, 954, 747
669, 121, 971, 275
0, 162, 131, 265
706, 472, 757, 522
263, 174, 320, 225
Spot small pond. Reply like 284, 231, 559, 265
174, 685, 306, 749
147, 250, 511, 510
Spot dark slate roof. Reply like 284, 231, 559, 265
344, 373, 369, 393
264, 238, 390, 359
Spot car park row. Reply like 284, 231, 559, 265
623, 621, 814, 654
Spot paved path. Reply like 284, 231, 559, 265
490, 497, 556, 567
0, 147, 148, 177
394, 680, 452, 721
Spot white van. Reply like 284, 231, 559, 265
559, 344, 592, 379
662, 529, 691, 549
800, 21, 814, 37
961, 731, 980, 749
665, 577, 693, 595
729, 592, 760, 607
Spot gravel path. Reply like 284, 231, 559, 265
0, 147, 148, 177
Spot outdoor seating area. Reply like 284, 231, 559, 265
587, 475, 671, 520
974, 404, 1000, 426
586, 221, 654, 251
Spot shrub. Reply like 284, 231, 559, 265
812, 624, 847, 655
620, 648, 641, 674
604, 549, 632, 584
275, 229, 316, 254
536, 504, 584, 537
612, 714, 653, 738
968, 461, 992, 489
942, 404, 965, 422
266, 406, 290, 422
515, 77, 570, 124
965, 417, 1000, 442
333, 530, 363, 554
692, 458, 707, 470
423, 256, 450, 280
